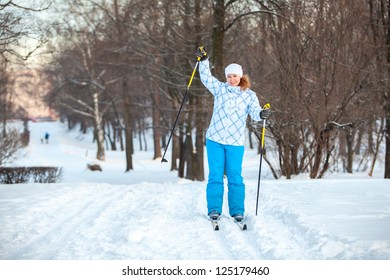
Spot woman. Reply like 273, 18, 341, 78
195, 46, 270, 222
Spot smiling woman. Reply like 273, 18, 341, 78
195, 46, 271, 222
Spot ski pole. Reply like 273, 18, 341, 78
161, 57, 200, 163
255, 103, 271, 215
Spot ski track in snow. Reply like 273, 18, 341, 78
1, 182, 356, 260
1, 182, 328, 260
1, 121, 389, 260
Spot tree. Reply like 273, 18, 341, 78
368, 0, 390, 179
0, 0, 51, 61
48, 23, 108, 161
44, 0, 389, 179
0, 127, 23, 166
0, 0, 52, 165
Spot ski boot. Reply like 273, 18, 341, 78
233, 213, 244, 222
208, 210, 220, 221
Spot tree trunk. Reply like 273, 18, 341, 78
152, 90, 162, 159
346, 130, 354, 173
193, 0, 205, 181
291, 144, 299, 175
122, 78, 133, 171
184, 132, 194, 180
212, 0, 225, 79
318, 139, 335, 178
171, 132, 180, 171
369, 118, 386, 177
385, 0, 390, 179
93, 91, 105, 161
178, 128, 185, 176
283, 143, 291, 179
184, 97, 195, 180
311, 140, 323, 179
385, 116, 390, 178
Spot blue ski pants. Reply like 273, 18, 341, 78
206, 139, 245, 217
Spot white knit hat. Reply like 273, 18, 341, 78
225, 63, 243, 78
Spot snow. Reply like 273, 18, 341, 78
1, 121, 390, 261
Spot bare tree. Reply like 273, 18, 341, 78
0, 0, 52, 61
368, 0, 390, 179
0, 127, 23, 166
44, 0, 389, 180
0, 1, 52, 163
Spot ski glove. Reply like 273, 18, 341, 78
260, 109, 271, 120
195, 46, 208, 61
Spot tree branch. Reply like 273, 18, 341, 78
224, 10, 279, 32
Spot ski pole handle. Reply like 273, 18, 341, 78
261, 103, 270, 148
187, 58, 200, 90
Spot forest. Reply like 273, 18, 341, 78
1, 0, 390, 180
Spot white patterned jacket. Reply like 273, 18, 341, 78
199, 59, 263, 146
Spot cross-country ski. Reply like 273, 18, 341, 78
210, 219, 219, 231
233, 219, 248, 231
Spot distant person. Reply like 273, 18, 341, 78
44, 132, 49, 144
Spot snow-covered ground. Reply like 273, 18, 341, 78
1, 120, 389, 261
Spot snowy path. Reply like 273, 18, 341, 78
1, 121, 389, 260
0, 182, 327, 260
